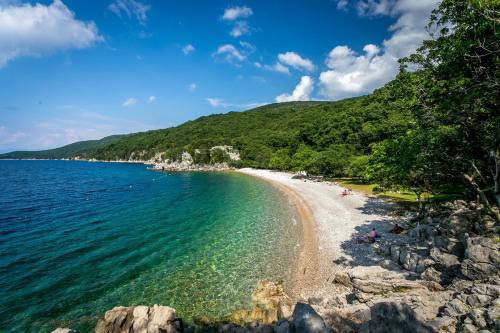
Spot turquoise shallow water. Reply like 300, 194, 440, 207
0, 160, 299, 332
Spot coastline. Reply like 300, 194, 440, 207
236, 168, 399, 301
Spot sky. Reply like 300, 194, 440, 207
0, 0, 439, 152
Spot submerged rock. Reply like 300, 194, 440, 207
232, 280, 293, 325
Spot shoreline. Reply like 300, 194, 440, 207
236, 168, 399, 301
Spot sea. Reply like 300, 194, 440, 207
0, 160, 299, 332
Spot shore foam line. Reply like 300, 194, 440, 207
236, 168, 397, 300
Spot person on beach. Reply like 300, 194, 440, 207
389, 223, 404, 234
356, 228, 380, 243
367, 228, 380, 242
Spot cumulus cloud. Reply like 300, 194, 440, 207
336, 0, 349, 10
148, 95, 156, 103
255, 61, 290, 75
0, 0, 102, 67
230, 20, 250, 37
213, 44, 245, 63
108, 0, 151, 25
122, 97, 138, 107
222, 6, 253, 37
188, 83, 197, 91
222, 6, 253, 21
278, 52, 315, 72
182, 44, 195, 55
206, 98, 230, 107
256, 51, 314, 75
276, 76, 314, 102
319, 0, 439, 100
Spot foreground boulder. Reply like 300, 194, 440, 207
461, 237, 500, 281
94, 305, 182, 333
292, 303, 335, 333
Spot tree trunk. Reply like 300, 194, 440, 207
464, 173, 500, 222
414, 190, 424, 215
491, 148, 500, 207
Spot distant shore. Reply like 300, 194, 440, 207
236, 168, 398, 301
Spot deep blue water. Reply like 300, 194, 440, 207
0, 160, 298, 332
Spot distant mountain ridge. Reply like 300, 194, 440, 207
0, 135, 126, 160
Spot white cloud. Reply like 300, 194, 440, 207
336, 0, 349, 10
108, 0, 151, 25
277, 52, 315, 72
276, 76, 314, 102
222, 6, 253, 21
256, 51, 314, 75
122, 97, 138, 107
188, 83, 197, 91
0, 0, 102, 67
206, 98, 230, 108
182, 44, 195, 55
148, 95, 156, 103
356, 0, 395, 16
255, 61, 290, 75
230, 20, 249, 37
213, 44, 245, 63
319, 0, 439, 100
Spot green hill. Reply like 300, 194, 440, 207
0, 135, 126, 160
0, 88, 411, 177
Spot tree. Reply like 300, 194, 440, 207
396, 0, 500, 218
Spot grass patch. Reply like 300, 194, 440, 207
332, 178, 462, 204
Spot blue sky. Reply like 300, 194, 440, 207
0, 0, 438, 151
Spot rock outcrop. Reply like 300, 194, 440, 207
231, 280, 293, 325
94, 305, 182, 333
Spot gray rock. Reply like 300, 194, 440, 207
428, 316, 457, 333
466, 294, 493, 308
461, 259, 497, 281
95, 305, 180, 333
291, 303, 335, 333
442, 298, 469, 317
361, 302, 435, 333
391, 245, 402, 265
430, 247, 461, 276
275, 319, 291, 333
468, 309, 488, 329
462, 323, 479, 333
421, 267, 443, 284
51, 329, 76, 333
465, 237, 500, 265
469, 284, 500, 298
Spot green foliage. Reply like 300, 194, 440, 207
269, 149, 292, 170
348, 155, 371, 180
210, 148, 230, 164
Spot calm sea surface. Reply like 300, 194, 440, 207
0, 160, 298, 332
